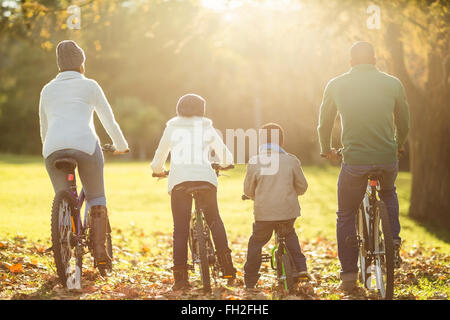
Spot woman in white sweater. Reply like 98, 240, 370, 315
39, 40, 129, 266
151, 94, 236, 290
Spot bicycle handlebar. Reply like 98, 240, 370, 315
320, 148, 342, 159
102, 144, 130, 154
211, 164, 235, 171
152, 164, 234, 179
152, 171, 169, 178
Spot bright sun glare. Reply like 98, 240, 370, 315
201, 0, 302, 12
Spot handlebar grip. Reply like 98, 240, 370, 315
211, 163, 235, 171
152, 171, 169, 178
102, 144, 116, 153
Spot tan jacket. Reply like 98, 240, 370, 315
244, 151, 308, 221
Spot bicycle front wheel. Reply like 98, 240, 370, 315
373, 201, 394, 299
281, 253, 295, 293
195, 212, 211, 293
51, 191, 82, 288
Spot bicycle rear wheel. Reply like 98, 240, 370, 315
373, 201, 394, 299
51, 191, 82, 288
356, 203, 371, 289
194, 211, 211, 293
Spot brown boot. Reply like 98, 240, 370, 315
172, 265, 190, 291
89, 205, 111, 267
216, 248, 237, 280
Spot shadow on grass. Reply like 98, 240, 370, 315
10, 277, 60, 300
418, 220, 450, 244
0, 154, 42, 164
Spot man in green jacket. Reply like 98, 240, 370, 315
318, 41, 410, 292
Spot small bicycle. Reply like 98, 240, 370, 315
153, 163, 234, 293
242, 195, 308, 293
50, 144, 121, 289
323, 149, 395, 299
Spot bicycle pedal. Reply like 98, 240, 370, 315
261, 254, 271, 262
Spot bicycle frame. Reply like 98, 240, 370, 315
66, 170, 88, 238
267, 230, 292, 291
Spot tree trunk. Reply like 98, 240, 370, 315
385, 22, 450, 230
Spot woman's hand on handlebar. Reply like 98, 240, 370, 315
152, 171, 169, 178
102, 144, 129, 155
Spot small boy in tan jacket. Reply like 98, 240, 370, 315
243, 123, 309, 289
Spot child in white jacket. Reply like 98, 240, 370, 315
151, 94, 236, 290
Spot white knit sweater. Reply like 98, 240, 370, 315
39, 71, 128, 158
151, 116, 234, 193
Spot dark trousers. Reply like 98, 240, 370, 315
170, 181, 230, 267
244, 219, 307, 284
337, 162, 400, 275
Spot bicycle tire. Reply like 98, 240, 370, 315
195, 211, 211, 293
51, 191, 82, 288
373, 201, 394, 299
281, 253, 295, 293
356, 203, 371, 288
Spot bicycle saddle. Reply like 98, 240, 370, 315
368, 171, 382, 181
184, 184, 214, 195
274, 222, 292, 238
53, 158, 77, 171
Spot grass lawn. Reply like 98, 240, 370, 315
0, 154, 448, 300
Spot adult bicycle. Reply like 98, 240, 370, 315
50, 144, 124, 289
323, 149, 395, 299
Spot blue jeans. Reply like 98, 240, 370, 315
44, 143, 106, 208
337, 162, 400, 275
244, 219, 307, 285
170, 181, 231, 267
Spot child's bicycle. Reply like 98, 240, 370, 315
50, 144, 123, 289
242, 195, 308, 293
322, 149, 394, 299
152, 163, 234, 293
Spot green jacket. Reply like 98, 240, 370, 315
317, 64, 410, 165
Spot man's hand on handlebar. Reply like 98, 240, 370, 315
320, 148, 341, 161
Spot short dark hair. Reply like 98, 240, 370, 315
350, 41, 375, 65
260, 123, 284, 147
176, 94, 206, 117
